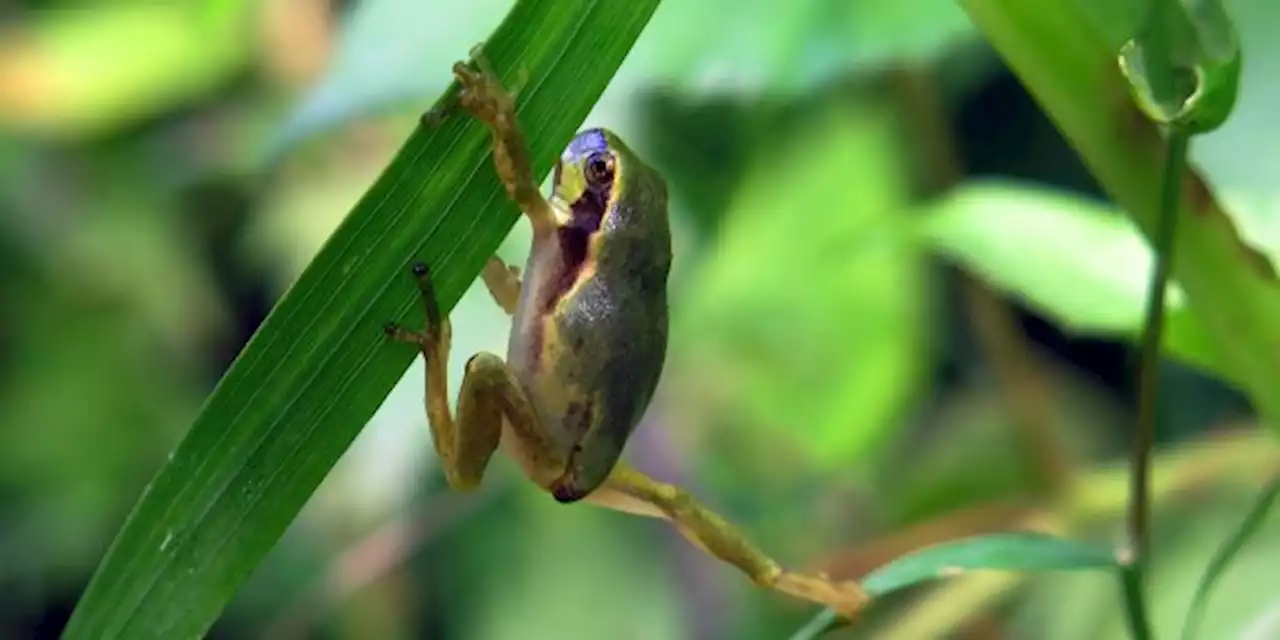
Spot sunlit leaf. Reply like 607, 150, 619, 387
919, 181, 1232, 383
0, 3, 252, 138
673, 106, 925, 470
1189, 0, 1280, 266
63, 1, 662, 637
1240, 600, 1280, 639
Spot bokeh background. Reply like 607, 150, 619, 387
3, 0, 1280, 638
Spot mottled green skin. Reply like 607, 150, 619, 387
506, 128, 671, 502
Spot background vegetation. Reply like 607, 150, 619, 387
1, 0, 1277, 638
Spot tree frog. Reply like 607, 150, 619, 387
385, 49, 866, 617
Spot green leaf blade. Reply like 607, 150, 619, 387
861, 532, 1118, 596
63, 1, 662, 637
788, 532, 1118, 639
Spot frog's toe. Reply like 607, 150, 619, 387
452, 69, 513, 124
452, 61, 481, 86
384, 322, 424, 346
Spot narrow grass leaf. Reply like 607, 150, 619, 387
786, 608, 841, 640
63, 1, 661, 638
786, 532, 1116, 639
1182, 474, 1280, 640
861, 532, 1117, 596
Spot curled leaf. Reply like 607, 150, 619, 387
1117, 0, 1240, 132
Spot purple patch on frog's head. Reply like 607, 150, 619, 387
553, 128, 610, 188
563, 128, 609, 164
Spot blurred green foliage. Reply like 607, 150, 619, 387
1, 0, 1278, 638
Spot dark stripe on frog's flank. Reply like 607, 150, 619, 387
564, 398, 596, 436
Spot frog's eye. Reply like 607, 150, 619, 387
584, 152, 615, 187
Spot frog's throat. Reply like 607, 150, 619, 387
541, 181, 613, 314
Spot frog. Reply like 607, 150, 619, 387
384, 48, 867, 618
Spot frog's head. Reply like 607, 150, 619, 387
551, 128, 669, 250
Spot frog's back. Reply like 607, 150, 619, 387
505, 128, 671, 499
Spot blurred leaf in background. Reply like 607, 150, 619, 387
919, 181, 1227, 381
670, 104, 926, 475
273, 0, 512, 150
0, 2, 254, 138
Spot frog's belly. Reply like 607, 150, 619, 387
501, 264, 668, 495
500, 310, 572, 486
498, 419, 564, 488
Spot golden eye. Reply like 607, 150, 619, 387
584, 152, 615, 186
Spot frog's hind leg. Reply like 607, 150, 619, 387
587, 465, 869, 619
385, 262, 545, 490
481, 256, 521, 315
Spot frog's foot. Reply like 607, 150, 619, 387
589, 466, 870, 620
448, 47, 556, 236
385, 262, 450, 361
421, 45, 528, 131
452, 59, 519, 135
464, 44, 529, 96
774, 572, 869, 620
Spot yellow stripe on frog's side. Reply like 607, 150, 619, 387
548, 161, 625, 314
551, 236, 601, 315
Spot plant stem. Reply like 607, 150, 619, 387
1122, 563, 1156, 640
1124, 125, 1189, 640
1129, 127, 1188, 561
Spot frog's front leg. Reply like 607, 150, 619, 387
589, 466, 869, 618
385, 262, 548, 490
452, 56, 558, 237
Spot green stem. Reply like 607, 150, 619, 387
1121, 564, 1156, 640
1124, 126, 1189, 640
1129, 127, 1188, 562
